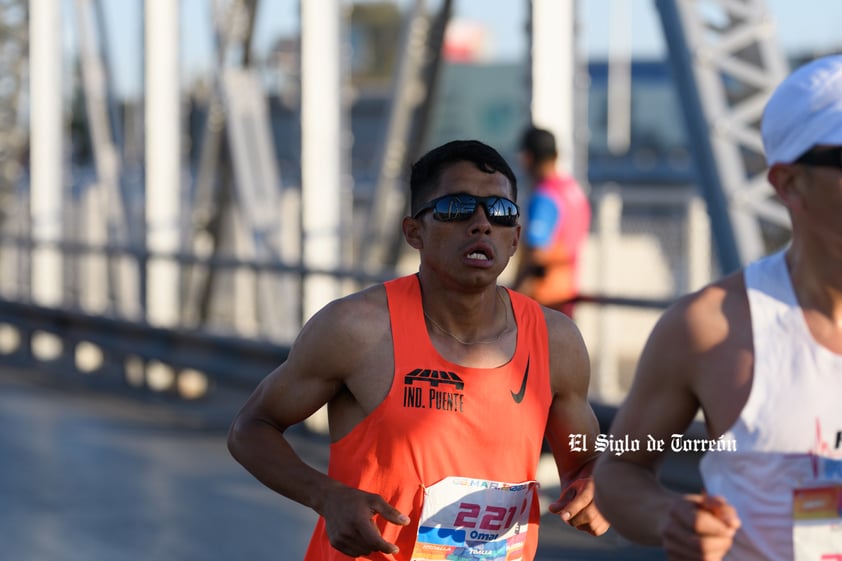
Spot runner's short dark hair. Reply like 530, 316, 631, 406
409, 140, 518, 215
519, 126, 558, 162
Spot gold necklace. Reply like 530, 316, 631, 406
423, 289, 512, 345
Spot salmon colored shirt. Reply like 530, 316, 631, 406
526, 173, 591, 314
303, 274, 553, 560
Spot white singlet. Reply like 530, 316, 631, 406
699, 249, 842, 561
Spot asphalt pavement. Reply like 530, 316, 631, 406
0, 367, 677, 561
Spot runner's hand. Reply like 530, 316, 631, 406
662, 493, 740, 561
320, 485, 410, 557
549, 476, 610, 536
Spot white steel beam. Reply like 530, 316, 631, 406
530, 0, 576, 172
300, 0, 344, 321
29, 0, 64, 307
144, 0, 182, 327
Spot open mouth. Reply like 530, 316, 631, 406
466, 250, 490, 261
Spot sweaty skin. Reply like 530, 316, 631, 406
594, 147, 842, 561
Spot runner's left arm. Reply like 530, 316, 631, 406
543, 309, 609, 536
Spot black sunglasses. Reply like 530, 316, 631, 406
794, 146, 842, 170
413, 193, 520, 227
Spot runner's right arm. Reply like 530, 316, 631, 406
227, 294, 410, 557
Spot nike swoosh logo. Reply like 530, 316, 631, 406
510, 357, 530, 403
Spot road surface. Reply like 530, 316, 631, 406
0, 367, 677, 560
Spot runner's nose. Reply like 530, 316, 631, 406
468, 206, 493, 235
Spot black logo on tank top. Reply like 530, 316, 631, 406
402, 369, 464, 413
510, 357, 530, 404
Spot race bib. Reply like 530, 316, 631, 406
793, 485, 842, 561
410, 476, 537, 561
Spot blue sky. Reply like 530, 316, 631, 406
82, 0, 842, 99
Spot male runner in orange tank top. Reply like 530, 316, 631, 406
228, 140, 609, 559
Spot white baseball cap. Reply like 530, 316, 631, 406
761, 54, 842, 166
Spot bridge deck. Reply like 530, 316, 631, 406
0, 367, 670, 560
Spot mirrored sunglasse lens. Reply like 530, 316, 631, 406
486, 198, 519, 225
436, 197, 473, 221
419, 194, 519, 226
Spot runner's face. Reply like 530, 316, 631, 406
796, 155, 842, 255
412, 161, 521, 288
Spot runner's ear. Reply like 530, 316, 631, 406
403, 216, 424, 250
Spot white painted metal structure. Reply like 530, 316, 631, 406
74, 0, 139, 318
529, 0, 577, 173
657, 0, 790, 270
144, 0, 182, 327
300, 0, 345, 321
29, 0, 63, 308
14, 1, 799, 403
362, 0, 433, 270
28, 0, 65, 359
222, 67, 298, 340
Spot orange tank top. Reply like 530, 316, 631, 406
303, 275, 553, 561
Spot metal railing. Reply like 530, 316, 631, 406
0, 184, 710, 406
0, 297, 288, 395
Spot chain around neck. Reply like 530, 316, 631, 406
423, 289, 512, 345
